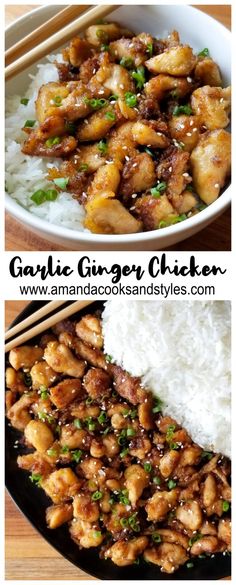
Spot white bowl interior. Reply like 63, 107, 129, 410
5, 4, 231, 250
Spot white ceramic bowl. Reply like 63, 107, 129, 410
6, 4, 231, 251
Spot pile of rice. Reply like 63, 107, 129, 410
5, 56, 86, 231
102, 300, 231, 457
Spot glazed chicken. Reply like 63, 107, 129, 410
6, 310, 231, 574
20, 23, 231, 234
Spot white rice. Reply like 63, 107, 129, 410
5, 55, 86, 231
102, 300, 231, 457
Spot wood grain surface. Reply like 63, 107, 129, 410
5, 4, 231, 251
5, 300, 231, 580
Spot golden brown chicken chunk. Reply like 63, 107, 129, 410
105, 537, 148, 566
44, 341, 86, 378
144, 543, 188, 573
145, 46, 196, 76
191, 85, 231, 130
190, 129, 231, 204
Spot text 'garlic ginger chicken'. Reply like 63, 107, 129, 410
6, 311, 231, 574
20, 23, 231, 234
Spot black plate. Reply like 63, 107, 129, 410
5, 301, 231, 580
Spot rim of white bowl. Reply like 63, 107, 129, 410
5, 4, 231, 245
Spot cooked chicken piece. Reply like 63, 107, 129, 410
90, 438, 106, 458
64, 335, 107, 369
110, 36, 148, 67
24, 420, 54, 453
157, 147, 190, 205
155, 528, 189, 549
102, 433, 120, 458
146, 489, 179, 522
30, 361, 57, 390
145, 74, 194, 101
112, 366, 148, 405
124, 464, 149, 506
103, 64, 135, 97
117, 97, 138, 121
165, 30, 180, 48
176, 500, 203, 531
131, 121, 170, 148
5, 390, 17, 411
83, 368, 111, 400
85, 23, 133, 46
67, 37, 93, 67
85, 197, 142, 234
78, 53, 104, 84
144, 543, 188, 573
179, 445, 202, 467
79, 457, 103, 479
138, 399, 155, 430
44, 341, 86, 378
134, 194, 176, 231
159, 450, 180, 478
50, 379, 84, 409
76, 315, 103, 348
9, 346, 43, 371
60, 425, 90, 450
70, 402, 100, 420
41, 468, 82, 503
17, 451, 54, 477
87, 162, 121, 200
110, 412, 128, 430
157, 416, 178, 434
169, 115, 200, 152
218, 519, 231, 550
46, 503, 73, 529
7, 393, 35, 431
105, 537, 148, 566
119, 153, 156, 200
77, 105, 120, 142
191, 535, 221, 556
191, 85, 231, 130
70, 518, 104, 548
200, 520, 218, 536
175, 190, 198, 214
129, 435, 152, 460
145, 46, 196, 76
36, 82, 70, 123
202, 473, 218, 507
190, 129, 231, 204
22, 128, 77, 158
5, 367, 28, 394
73, 493, 100, 522
194, 57, 222, 86
73, 144, 105, 173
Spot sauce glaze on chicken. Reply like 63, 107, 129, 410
6, 311, 231, 573
22, 22, 231, 234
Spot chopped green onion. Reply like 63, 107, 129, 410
20, 98, 29, 106
61, 445, 69, 453
126, 428, 136, 437
118, 489, 130, 505
146, 42, 153, 57
120, 517, 129, 527
189, 533, 202, 547
38, 412, 55, 425
199, 554, 206, 559
98, 139, 108, 155
153, 476, 161, 485
24, 119, 36, 128
131, 66, 146, 89
158, 214, 187, 229
30, 190, 46, 206
144, 147, 154, 157
198, 203, 207, 211
125, 92, 137, 108
103, 426, 112, 435
173, 105, 193, 116
170, 89, 180, 99
40, 388, 49, 399
120, 57, 134, 69
101, 44, 110, 52
222, 500, 230, 512
98, 411, 107, 425
65, 120, 76, 134
143, 462, 152, 473
53, 95, 62, 105
93, 530, 102, 537
105, 354, 113, 363
109, 94, 118, 101
74, 418, 83, 429
45, 189, 58, 201
79, 163, 89, 172
118, 430, 127, 446
45, 136, 61, 147
96, 29, 109, 42
169, 442, 179, 450
47, 448, 57, 457
186, 562, 194, 569
120, 448, 129, 458
152, 533, 161, 543
87, 418, 96, 431
198, 48, 209, 57
92, 490, 103, 501
53, 177, 69, 190
168, 479, 177, 490
151, 181, 167, 198
128, 513, 140, 532
23, 372, 32, 387
105, 111, 116, 121
166, 424, 176, 441
29, 473, 42, 486
201, 451, 213, 460
72, 449, 83, 463
152, 397, 163, 413
86, 396, 93, 405
84, 97, 108, 109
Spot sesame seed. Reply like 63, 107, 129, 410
132, 163, 138, 168
93, 68, 96, 74
131, 193, 138, 198
186, 132, 192, 137
189, 119, 194, 126
220, 97, 224, 103
122, 145, 128, 150
183, 172, 189, 177
125, 155, 130, 161
168, 166, 173, 172
187, 76, 192, 83
179, 123, 185, 129
214, 183, 220, 188
120, 84, 124, 89
130, 206, 135, 210
193, 127, 198, 132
